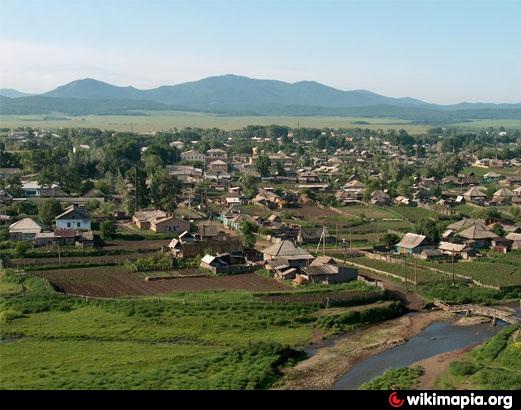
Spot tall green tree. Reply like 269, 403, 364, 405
38, 199, 63, 226
255, 155, 271, 177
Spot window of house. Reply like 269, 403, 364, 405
67, 222, 71, 228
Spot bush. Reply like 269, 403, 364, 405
449, 360, 478, 376
130, 253, 173, 272
361, 366, 424, 390
316, 301, 404, 331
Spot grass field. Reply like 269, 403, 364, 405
2, 113, 519, 133
0, 271, 389, 389
0, 113, 427, 132
452, 119, 521, 130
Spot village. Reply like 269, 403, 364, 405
1, 124, 521, 391
1, 125, 521, 293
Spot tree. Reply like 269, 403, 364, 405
414, 218, 441, 243
240, 220, 258, 249
255, 155, 271, 177
492, 224, 505, 237
149, 171, 181, 212
275, 160, 286, 176
38, 199, 63, 226
238, 173, 258, 199
14, 241, 29, 258
380, 233, 400, 248
99, 220, 117, 240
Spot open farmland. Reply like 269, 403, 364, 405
421, 252, 521, 288
35, 267, 292, 297
0, 113, 429, 133
8, 252, 159, 269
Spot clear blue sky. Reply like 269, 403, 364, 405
1, 0, 520, 103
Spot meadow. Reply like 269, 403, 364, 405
0, 113, 427, 132
0, 271, 391, 389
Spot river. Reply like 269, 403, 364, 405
333, 317, 504, 390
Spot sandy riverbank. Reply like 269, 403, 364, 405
412, 345, 475, 389
282, 309, 453, 390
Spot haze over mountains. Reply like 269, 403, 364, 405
1, 74, 520, 122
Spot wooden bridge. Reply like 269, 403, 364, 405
434, 299, 520, 325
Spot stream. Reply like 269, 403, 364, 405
333, 317, 504, 390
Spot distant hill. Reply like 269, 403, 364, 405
2, 74, 520, 121
0, 88, 33, 98
42, 75, 434, 109
0, 95, 193, 116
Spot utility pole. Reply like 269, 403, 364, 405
414, 258, 418, 287
452, 252, 456, 287
134, 165, 139, 213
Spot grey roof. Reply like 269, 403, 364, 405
463, 186, 486, 197
261, 240, 313, 259
55, 205, 90, 220
301, 264, 339, 276
395, 233, 428, 249
9, 218, 43, 233
457, 225, 498, 240
447, 218, 487, 231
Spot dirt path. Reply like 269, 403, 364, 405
357, 270, 427, 311
282, 310, 451, 390
413, 345, 475, 389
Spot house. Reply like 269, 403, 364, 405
394, 195, 411, 206
21, 181, 66, 198
206, 148, 227, 159
54, 205, 91, 231
132, 209, 167, 229
9, 218, 43, 240
438, 241, 475, 260
200, 252, 249, 274
261, 240, 314, 267
33, 232, 57, 247
298, 264, 357, 284
505, 232, 521, 250
492, 237, 513, 254
0, 189, 13, 205
493, 188, 514, 204
150, 216, 190, 234
253, 188, 288, 209
419, 248, 444, 260
463, 186, 487, 204
395, 233, 432, 254
447, 218, 487, 232
208, 160, 228, 174
457, 224, 498, 248
181, 150, 206, 162
169, 228, 242, 258
370, 190, 391, 206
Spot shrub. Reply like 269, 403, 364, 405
130, 253, 173, 272
449, 360, 478, 376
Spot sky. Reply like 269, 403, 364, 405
0, 0, 520, 104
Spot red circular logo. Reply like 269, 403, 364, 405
389, 392, 405, 408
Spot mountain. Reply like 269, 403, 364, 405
42, 75, 434, 109
0, 88, 33, 98
2, 74, 520, 121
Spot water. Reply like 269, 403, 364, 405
333, 319, 501, 390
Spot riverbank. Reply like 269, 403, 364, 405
413, 345, 476, 389
282, 309, 452, 389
